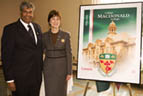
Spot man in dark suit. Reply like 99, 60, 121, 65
1, 1, 43, 96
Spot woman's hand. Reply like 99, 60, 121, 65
66, 75, 72, 81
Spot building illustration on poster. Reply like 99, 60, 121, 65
78, 3, 142, 84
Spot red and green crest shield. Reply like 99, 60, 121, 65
99, 53, 116, 75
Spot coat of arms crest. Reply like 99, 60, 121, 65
99, 53, 116, 75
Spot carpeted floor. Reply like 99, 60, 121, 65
0, 68, 143, 96
67, 72, 143, 96
0, 67, 8, 96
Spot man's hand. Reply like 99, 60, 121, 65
7, 82, 16, 91
66, 75, 72, 81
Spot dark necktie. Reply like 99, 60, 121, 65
28, 25, 35, 40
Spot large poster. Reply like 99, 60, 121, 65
77, 2, 142, 84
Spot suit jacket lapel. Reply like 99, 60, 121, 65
33, 23, 39, 46
17, 19, 28, 34
48, 31, 54, 47
55, 31, 62, 47
17, 19, 36, 46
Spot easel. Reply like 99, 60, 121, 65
83, 81, 133, 96
83, 80, 90, 96
113, 83, 133, 96
127, 83, 133, 96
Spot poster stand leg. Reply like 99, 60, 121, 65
83, 80, 90, 96
113, 83, 116, 96
83, 82, 132, 96
83, 81, 116, 96
113, 83, 132, 96
127, 84, 132, 96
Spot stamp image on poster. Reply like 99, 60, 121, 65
78, 3, 141, 84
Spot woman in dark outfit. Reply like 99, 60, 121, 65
42, 10, 72, 96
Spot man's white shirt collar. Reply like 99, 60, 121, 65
20, 19, 33, 31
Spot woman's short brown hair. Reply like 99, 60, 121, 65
48, 10, 61, 26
